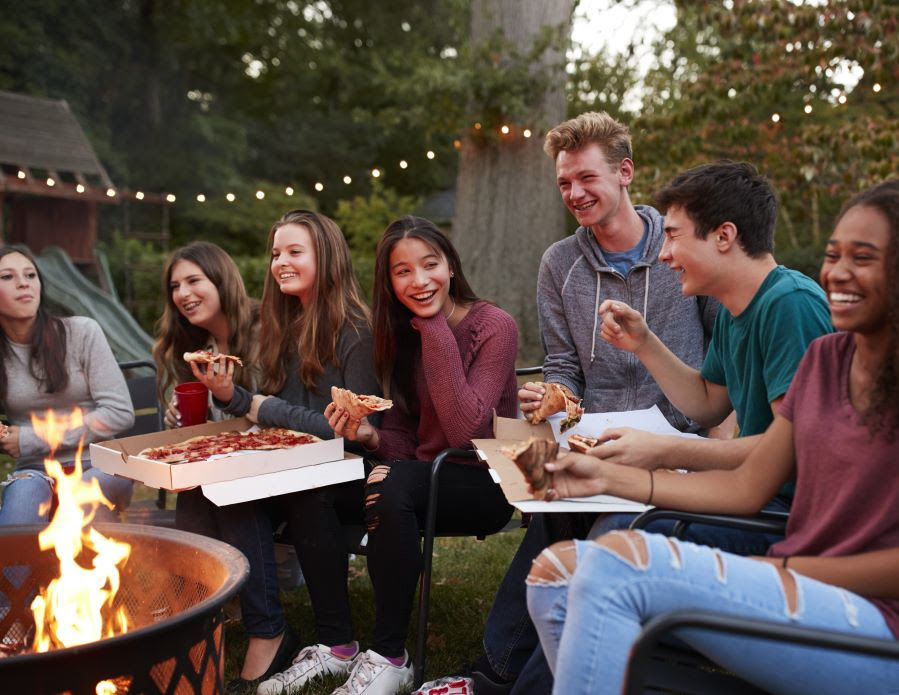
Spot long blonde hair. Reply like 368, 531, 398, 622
258, 210, 370, 394
152, 241, 258, 401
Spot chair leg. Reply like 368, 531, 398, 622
414, 451, 449, 687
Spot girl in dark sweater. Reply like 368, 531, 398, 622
329, 216, 518, 695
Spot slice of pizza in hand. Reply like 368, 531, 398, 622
500, 437, 559, 500
567, 433, 599, 454
330, 386, 393, 420
183, 350, 244, 368
530, 383, 584, 432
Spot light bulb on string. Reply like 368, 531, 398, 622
256, 190, 265, 200
226, 193, 236, 202
399, 160, 408, 169
314, 182, 324, 191
343, 176, 352, 184
136, 191, 145, 200
196, 194, 206, 202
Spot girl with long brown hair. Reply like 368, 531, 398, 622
191, 210, 380, 694
327, 216, 518, 695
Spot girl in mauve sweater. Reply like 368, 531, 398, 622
329, 216, 518, 695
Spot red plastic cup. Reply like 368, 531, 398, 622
174, 382, 209, 426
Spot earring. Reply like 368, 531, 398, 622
450, 271, 455, 277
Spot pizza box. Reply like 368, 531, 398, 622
90, 417, 345, 491
472, 412, 651, 514
200, 452, 364, 506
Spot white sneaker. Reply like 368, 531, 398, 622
257, 643, 357, 695
331, 649, 413, 695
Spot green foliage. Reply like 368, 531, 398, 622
171, 184, 318, 256
334, 182, 423, 298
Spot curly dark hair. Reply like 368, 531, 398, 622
835, 180, 899, 439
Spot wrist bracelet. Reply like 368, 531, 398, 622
647, 469, 655, 505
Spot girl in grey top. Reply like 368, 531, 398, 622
0, 245, 133, 525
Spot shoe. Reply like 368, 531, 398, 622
225, 627, 301, 694
257, 642, 358, 694
331, 649, 413, 695
413, 676, 474, 694
471, 670, 513, 695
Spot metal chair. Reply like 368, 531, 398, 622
412, 365, 542, 685
117, 360, 172, 521
625, 611, 899, 694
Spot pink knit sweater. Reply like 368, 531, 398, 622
375, 300, 518, 463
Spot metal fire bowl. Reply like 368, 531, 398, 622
0, 523, 249, 694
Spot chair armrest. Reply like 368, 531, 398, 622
626, 610, 899, 694
515, 365, 543, 377
628, 508, 788, 537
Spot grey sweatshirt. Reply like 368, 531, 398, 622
6, 316, 134, 471
217, 320, 380, 452
537, 205, 718, 431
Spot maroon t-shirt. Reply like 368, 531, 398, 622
771, 332, 899, 637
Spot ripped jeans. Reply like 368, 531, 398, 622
527, 531, 899, 695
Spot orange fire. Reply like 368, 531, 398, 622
28, 408, 132, 678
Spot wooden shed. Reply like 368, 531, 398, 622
0, 90, 124, 265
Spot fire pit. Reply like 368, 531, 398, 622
0, 522, 248, 694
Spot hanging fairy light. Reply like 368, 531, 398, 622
343, 176, 352, 184
106, 188, 116, 197
255, 190, 265, 200
196, 194, 206, 202
873, 83, 882, 93
165, 194, 176, 203
804, 104, 813, 114
226, 192, 236, 202
285, 186, 294, 195
17, 170, 26, 179
771, 113, 781, 123
426, 151, 435, 160
399, 160, 408, 169
314, 182, 324, 191
135, 191, 145, 200
523, 129, 532, 138
371, 168, 381, 178
75, 184, 85, 194
500, 125, 510, 135
46, 177, 56, 187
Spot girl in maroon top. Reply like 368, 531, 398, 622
525, 180, 899, 694
328, 216, 518, 695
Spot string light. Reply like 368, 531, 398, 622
106, 188, 116, 197
873, 83, 882, 93
17, 170, 26, 179
804, 104, 813, 114
838, 95, 847, 104
255, 190, 265, 200
285, 186, 294, 195
226, 192, 236, 202
500, 125, 510, 135
314, 182, 324, 191
771, 113, 781, 123
135, 191, 145, 200
76, 184, 85, 193
473, 122, 482, 130
399, 160, 408, 169
523, 129, 532, 138
46, 177, 55, 187
165, 193, 176, 203
196, 193, 206, 202
371, 168, 381, 178
343, 175, 352, 184
426, 151, 435, 160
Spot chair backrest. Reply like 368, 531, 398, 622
117, 360, 163, 438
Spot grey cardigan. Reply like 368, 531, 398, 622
536, 204, 718, 431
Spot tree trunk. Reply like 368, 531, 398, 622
452, 0, 575, 364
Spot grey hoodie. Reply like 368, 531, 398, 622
537, 204, 717, 432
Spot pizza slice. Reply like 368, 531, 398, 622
530, 382, 584, 432
0, 423, 9, 440
183, 350, 244, 368
500, 437, 559, 500
330, 386, 393, 420
567, 433, 600, 454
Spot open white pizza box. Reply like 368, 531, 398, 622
472, 411, 651, 514
90, 417, 353, 503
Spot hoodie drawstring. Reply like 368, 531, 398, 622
590, 267, 651, 364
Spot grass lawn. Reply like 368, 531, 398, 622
224, 528, 524, 694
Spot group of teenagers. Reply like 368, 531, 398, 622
0, 110, 895, 695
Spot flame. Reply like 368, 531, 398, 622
28, 408, 132, 655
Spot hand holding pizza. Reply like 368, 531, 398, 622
517, 381, 546, 420
542, 451, 608, 500
189, 355, 236, 403
325, 402, 379, 450
0, 424, 19, 458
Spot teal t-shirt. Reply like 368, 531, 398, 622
701, 265, 832, 439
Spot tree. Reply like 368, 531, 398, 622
452, 0, 576, 362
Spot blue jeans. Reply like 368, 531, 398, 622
0, 465, 133, 525
527, 532, 899, 695
482, 499, 788, 693
212, 498, 286, 638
